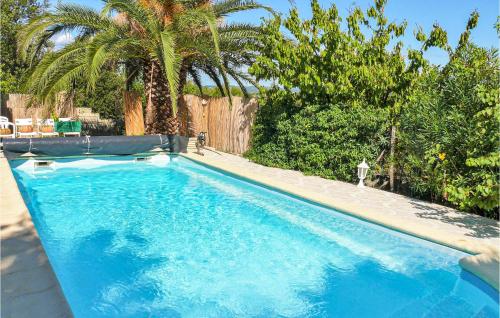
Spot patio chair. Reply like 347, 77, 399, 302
37, 119, 59, 137
15, 118, 39, 138
57, 118, 82, 137
0, 118, 15, 139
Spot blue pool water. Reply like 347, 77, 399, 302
11, 155, 499, 317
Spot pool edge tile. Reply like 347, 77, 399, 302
0, 155, 73, 318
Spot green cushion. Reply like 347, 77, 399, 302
55, 121, 82, 133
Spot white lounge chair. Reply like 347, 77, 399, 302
0, 117, 15, 139
37, 119, 59, 137
15, 118, 38, 138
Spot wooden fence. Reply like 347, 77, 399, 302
1, 93, 120, 135
123, 91, 145, 136
179, 95, 258, 154
1, 93, 259, 154
1, 93, 76, 120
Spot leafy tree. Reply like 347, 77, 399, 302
19, 0, 268, 134
74, 70, 125, 122
247, 0, 440, 184
0, 0, 48, 94
248, 0, 498, 217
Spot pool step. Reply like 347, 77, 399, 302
424, 295, 475, 317
389, 294, 479, 317
187, 137, 198, 152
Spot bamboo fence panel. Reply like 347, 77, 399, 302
180, 95, 258, 154
2, 93, 76, 121
179, 94, 206, 137
2, 93, 257, 154
123, 91, 145, 136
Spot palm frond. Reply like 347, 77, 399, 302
201, 65, 226, 96
187, 66, 204, 95
24, 40, 88, 94
19, 4, 118, 62
227, 68, 249, 97
43, 64, 87, 105
18, 15, 57, 60
56, 3, 115, 31
213, 0, 273, 17
102, 0, 162, 40
228, 68, 260, 89
219, 23, 262, 39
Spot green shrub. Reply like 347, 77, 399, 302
74, 70, 125, 122
247, 89, 389, 181
400, 45, 499, 217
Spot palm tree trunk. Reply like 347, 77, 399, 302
143, 60, 155, 133
143, 59, 187, 135
143, 59, 167, 134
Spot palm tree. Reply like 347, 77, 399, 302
19, 0, 270, 134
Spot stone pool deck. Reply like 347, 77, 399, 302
0, 154, 72, 318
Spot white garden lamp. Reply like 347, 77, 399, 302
357, 159, 369, 188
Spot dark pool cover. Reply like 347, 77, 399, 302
3, 135, 188, 157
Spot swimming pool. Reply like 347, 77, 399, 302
11, 155, 499, 317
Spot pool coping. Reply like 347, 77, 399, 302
0, 155, 73, 317
180, 152, 500, 291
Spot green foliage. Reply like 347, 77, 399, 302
0, 0, 48, 94
74, 70, 125, 122
247, 0, 431, 181
247, 0, 498, 217
248, 89, 388, 181
400, 44, 499, 217
183, 81, 246, 97
19, 0, 267, 112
